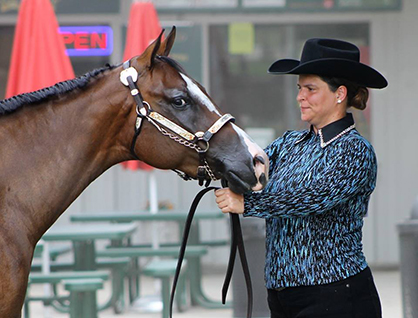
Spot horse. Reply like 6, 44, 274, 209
0, 27, 268, 317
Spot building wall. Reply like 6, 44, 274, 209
65, 1, 417, 268
152, 1, 418, 268
2, 0, 415, 268
369, 0, 418, 266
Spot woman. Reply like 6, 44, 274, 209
215, 38, 387, 318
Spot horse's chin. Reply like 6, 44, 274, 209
223, 171, 254, 194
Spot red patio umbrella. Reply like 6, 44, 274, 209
121, 1, 162, 246
121, 7, 166, 308
121, 1, 162, 171
6, 0, 74, 98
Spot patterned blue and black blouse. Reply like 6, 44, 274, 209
243, 113, 377, 289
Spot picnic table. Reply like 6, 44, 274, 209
39, 223, 137, 314
43, 223, 137, 270
70, 210, 224, 221
70, 210, 230, 308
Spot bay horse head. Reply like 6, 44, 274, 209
121, 27, 268, 193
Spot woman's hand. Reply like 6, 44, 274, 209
214, 188, 244, 214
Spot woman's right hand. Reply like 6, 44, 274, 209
214, 188, 244, 214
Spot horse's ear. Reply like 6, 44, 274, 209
158, 26, 176, 57
149, 29, 164, 68
137, 29, 164, 69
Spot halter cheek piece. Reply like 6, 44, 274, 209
120, 60, 235, 186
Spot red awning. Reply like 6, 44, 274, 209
122, 2, 163, 171
6, 0, 74, 98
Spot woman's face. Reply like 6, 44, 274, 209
297, 74, 345, 130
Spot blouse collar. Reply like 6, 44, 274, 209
295, 113, 356, 148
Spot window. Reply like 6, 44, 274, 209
0, 25, 110, 100
153, 0, 237, 8
209, 23, 371, 140
153, 0, 400, 11
0, 26, 15, 99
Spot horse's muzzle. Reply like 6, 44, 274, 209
225, 155, 268, 194
251, 151, 269, 191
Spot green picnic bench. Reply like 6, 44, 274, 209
69, 212, 230, 309
96, 245, 207, 311
142, 259, 188, 318
33, 243, 72, 260
30, 257, 131, 314
24, 271, 109, 318
97, 245, 208, 258
65, 279, 105, 318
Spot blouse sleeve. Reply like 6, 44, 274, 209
262, 131, 291, 180
243, 138, 377, 218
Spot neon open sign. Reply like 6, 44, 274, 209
59, 26, 113, 57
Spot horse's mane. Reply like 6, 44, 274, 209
0, 64, 116, 115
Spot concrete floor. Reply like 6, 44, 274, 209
25, 269, 402, 318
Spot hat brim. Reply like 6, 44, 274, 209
268, 58, 387, 89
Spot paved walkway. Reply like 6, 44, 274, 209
25, 269, 402, 318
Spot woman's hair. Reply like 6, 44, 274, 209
320, 76, 369, 110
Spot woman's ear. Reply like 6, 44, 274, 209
336, 85, 348, 104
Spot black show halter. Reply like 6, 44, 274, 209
120, 59, 253, 318
120, 59, 235, 186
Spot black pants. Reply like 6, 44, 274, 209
267, 267, 382, 318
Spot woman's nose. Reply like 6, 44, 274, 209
297, 90, 305, 102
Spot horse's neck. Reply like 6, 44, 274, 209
0, 73, 132, 243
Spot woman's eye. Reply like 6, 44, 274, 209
172, 98, 187, 108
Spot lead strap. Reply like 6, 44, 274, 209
169, 183, 253, 318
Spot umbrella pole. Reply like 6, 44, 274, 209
131, 170, 163, 313
149, 171, 162, 293
40, 240, 53, 318
149, 170, 159, 250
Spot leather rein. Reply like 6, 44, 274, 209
120, 59, 253, 318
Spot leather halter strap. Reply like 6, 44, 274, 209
120, 60, 147, 156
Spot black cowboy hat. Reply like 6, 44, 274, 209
268, 38, 388, 89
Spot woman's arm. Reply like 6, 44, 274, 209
244, 138, 377, 218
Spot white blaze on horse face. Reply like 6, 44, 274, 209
180, 73, 268, 190
180, 73, 221, 115
232, 124, 269, 191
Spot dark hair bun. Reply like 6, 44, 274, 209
351, 87, 369, 110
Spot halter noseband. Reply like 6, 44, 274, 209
120, 60, 235, 186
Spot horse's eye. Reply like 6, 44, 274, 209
172, 98, 188, 109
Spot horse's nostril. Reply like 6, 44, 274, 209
259, 173, 267, 186
254, 155, 265, 165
